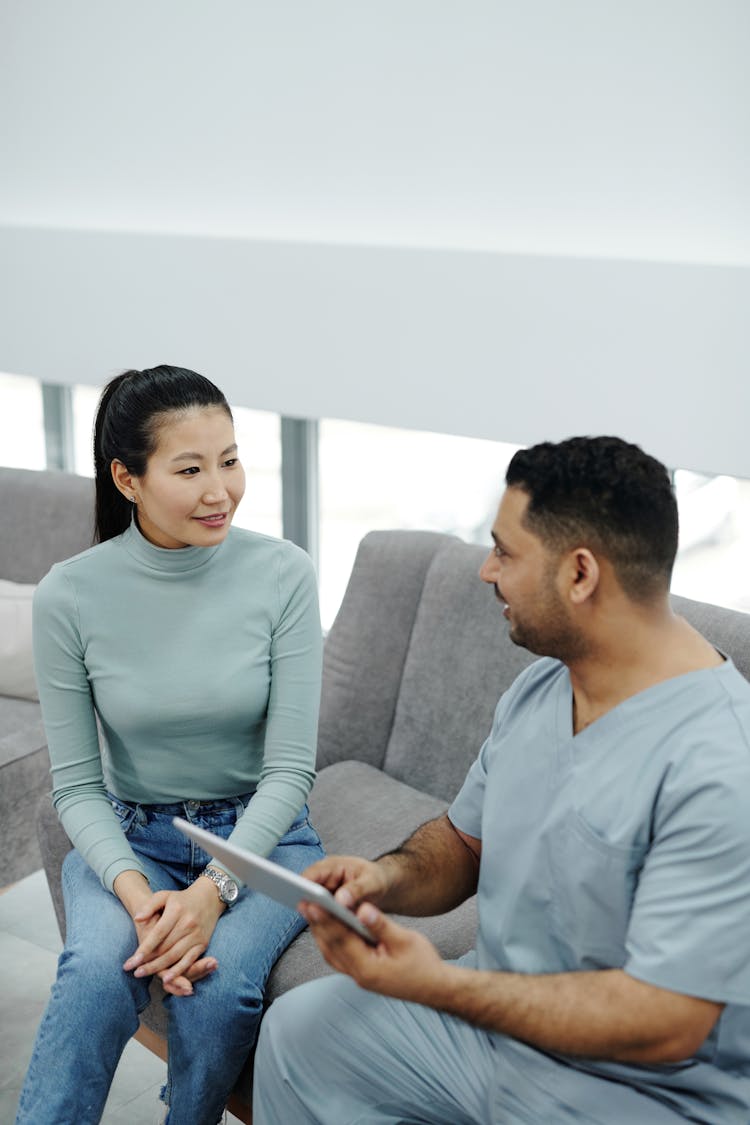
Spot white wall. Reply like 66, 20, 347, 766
1, 1, 748, 475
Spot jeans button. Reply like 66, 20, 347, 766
187, 800, 200, 809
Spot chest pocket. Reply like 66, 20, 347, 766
547, 813, 646, 971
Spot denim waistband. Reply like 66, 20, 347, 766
107, 790, 255, 817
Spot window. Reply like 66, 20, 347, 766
230, 406, 282, 539
672, 470, 750, 614
72, 384, 100, 476
318, 418, 521, 629
5, 369, 750, 624
0, 372, 46, 470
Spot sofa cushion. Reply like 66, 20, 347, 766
0, 579, 38, 700
4, 707, 51, 887
0, 696, 46, 767
0, 467, 94, 584
384, 540, 537, 802
266, 760, 478, 997
317, 531, 449, 772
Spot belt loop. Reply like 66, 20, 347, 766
135, 804, 148, 827
231, 796, 246, 819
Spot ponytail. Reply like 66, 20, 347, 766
92, 365, 232, 543
93, 372, 136, 543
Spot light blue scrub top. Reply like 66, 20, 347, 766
449, 656, 750, 1122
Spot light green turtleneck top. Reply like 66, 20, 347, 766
32, 520, 323, 892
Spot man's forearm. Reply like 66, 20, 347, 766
374, 814, 479, 916
421, 963, 722, 1064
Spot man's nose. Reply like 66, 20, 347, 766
479, 553, 497, 584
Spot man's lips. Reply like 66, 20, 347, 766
494, 587, 510, 616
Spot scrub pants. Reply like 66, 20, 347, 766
252, 969, 686, 1125
16, 795, 324, 1125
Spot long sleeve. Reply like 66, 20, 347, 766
226, 543, 323, 859
33, 565, 148, 891
32, 524, 324, 889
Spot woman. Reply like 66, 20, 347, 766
16, 365, 325, 1125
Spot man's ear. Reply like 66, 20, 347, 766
111, 459, 138, 502
564, 548, 600, 604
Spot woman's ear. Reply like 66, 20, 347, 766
111, 460, 138, 503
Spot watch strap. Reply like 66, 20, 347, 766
201, 864, 239, 906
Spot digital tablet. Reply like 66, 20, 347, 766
172, 817, 377, 945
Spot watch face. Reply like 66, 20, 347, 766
221, 877, 239, 905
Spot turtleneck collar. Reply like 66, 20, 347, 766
120, 516, 224, 573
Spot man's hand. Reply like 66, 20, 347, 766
303, 816, 480, 919
122, 879, 225, 996
300, 900, 447, 1004
303, 855, 394, 912
300, 898, 723, 1065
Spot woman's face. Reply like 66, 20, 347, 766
127, 406, 246, 549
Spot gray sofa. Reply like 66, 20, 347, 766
0, 467, 94, 886
14, 465, 750, 1122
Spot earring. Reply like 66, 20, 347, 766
130, 496, 137, 504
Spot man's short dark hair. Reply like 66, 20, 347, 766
506, 436, 678, 602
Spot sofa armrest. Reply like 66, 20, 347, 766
36, 792, 72, 941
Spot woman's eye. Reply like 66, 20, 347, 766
223, 458, 239, 468
178, 466, 200, 476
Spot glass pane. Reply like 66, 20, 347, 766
229, 406, 282, 539
319, 419, 521, 630
0, 372, 46, 470
672, 470, 750, 614
72, 383, 102, 476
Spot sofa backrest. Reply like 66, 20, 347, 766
0, 467, 94, 583
318, 530, 537, 801
318, 529, 750, 804
671, 593, 750, 682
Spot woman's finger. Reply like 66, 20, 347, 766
161, 945, 212, 985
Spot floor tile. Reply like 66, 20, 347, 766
0, 931, 57, 1091
103, 1077, 165, 1123
0, 1082, 23, 1124
0, 868, 62, 954
104, 1038, 167, 1112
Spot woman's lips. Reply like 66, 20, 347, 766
193, 513, 228, 527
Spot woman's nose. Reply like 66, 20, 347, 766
202, 477, 229, 504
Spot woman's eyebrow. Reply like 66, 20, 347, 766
170, 443, 238, 463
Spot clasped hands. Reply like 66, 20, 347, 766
298, 856, 446, 1004
118, 875, 225, 997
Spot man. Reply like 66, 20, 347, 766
253, 436, 750, 1124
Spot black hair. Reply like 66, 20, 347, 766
505, 436, 678, 602
93, 365, 233, 543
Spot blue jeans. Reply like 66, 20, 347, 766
16, 794, 324, 1125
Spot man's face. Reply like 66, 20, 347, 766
479, 486, 583, 660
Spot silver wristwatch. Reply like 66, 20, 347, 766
201, 864, 240, 907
